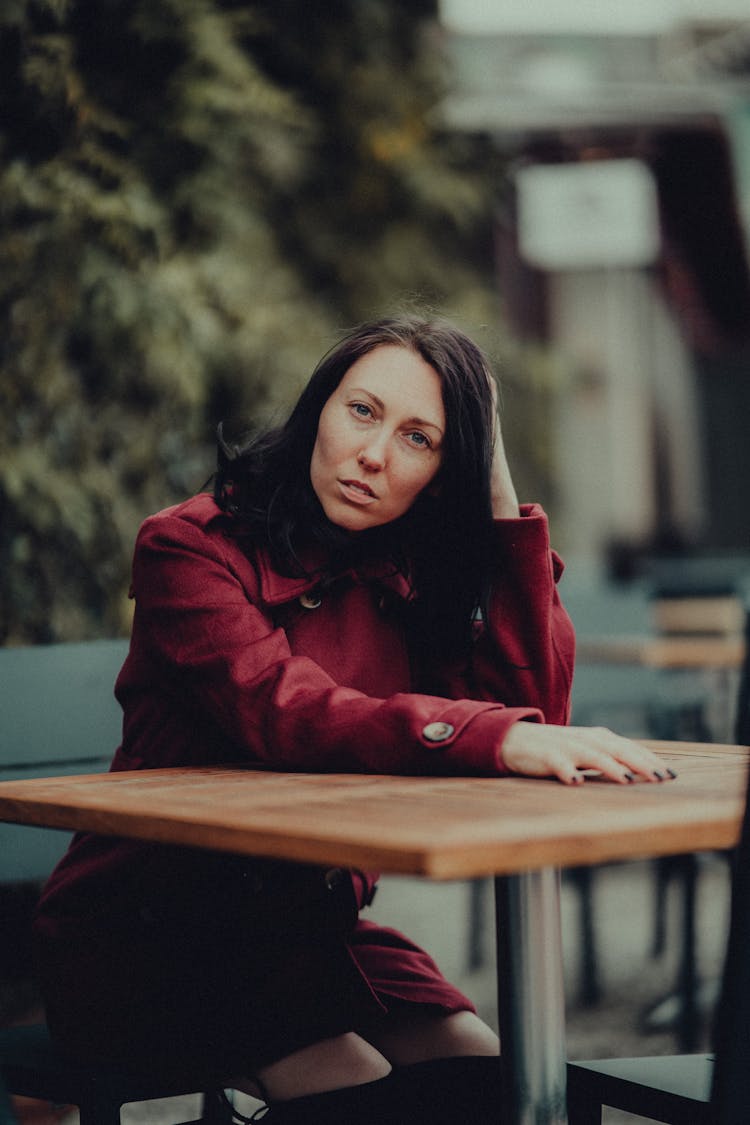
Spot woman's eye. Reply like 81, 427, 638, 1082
351, 402, 373, 419
406, 431, 431, 449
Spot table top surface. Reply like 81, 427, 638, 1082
0, 741, 746, 879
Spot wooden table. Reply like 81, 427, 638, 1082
575, 634, 744, 670
0, 740, 747, 1125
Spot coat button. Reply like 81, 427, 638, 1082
324, 868, 344, 890
422, 721, 455, 743
299, 592, 322, 609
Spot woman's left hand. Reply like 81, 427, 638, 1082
501, 721, 678, 786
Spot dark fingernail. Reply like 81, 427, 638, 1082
667, 768, 678, 779
653, 770, 665, 781
570, 773, 584, 785
624, 771, 635, 783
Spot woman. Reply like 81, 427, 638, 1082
33, 316, 674, 1124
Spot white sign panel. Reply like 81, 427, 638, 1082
516, 158, 661, 270
440, 0, 750, 36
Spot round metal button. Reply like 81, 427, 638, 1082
422, 721, 455, 743
324, 868, 344, 891
299, 592, 322, 609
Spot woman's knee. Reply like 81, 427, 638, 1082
366, 1009, 499, 1066
249, 1031, 392, 1101
434, 1010, 500, 1056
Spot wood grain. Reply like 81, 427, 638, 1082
0, 741, 746, 879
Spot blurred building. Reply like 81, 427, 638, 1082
439, 1, 750, 568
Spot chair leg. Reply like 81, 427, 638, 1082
571, 865, 601, 1006
652, 855, 671, 957
77, 1095, 123, 1125
566, 1081, 602, 1125
198, 1088, 236, 1123
676, 852, 699, 1052
645, 852, 702, 1049
466, 878, 488, 970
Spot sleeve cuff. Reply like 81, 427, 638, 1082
420, 706, 545, 776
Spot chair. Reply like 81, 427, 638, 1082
0, 1023, 233, 1124
567, 608, 750, 1124
642, 564, 749, 1051
0, 641, 236, 1123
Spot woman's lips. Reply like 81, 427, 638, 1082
338, 479, 378, 504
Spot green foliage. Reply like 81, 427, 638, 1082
0, 0, 506, 644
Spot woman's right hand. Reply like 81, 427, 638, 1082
486, 376, 520, 520
501, 721, 677, 786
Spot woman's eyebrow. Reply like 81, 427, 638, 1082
349, 387, 384, 409
406, 415, 444, 437
349, 388, 444, 436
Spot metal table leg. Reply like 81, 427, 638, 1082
495, 868, 568, 1124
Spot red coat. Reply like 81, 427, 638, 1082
34, 494, 575, 1076
114, 492, 573, 773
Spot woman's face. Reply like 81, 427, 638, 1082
310, 344, 446, 532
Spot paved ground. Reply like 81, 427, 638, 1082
18, 852, 728, 1123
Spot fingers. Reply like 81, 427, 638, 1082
561, 727, 677, 786
487, 399, 520, 518
501, 723, 678, 787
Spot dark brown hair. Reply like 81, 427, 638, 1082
215, 315, 498, 656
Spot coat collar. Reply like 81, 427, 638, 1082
255, 544, 415, 608
175, 494, 415, 607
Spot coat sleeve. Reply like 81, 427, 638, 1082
125, 512, 548, 777
427, 505, 576, 727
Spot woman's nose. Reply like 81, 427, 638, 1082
357, 438, 387, 471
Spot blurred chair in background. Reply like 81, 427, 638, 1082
642, 559, 749, 1051
567, 586, 750, 1125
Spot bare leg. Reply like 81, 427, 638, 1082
365, 1009, 499, 1065
232, 1031, 392, 1102
231, 1012, 497, 1105
369, 1014, 501, 1125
